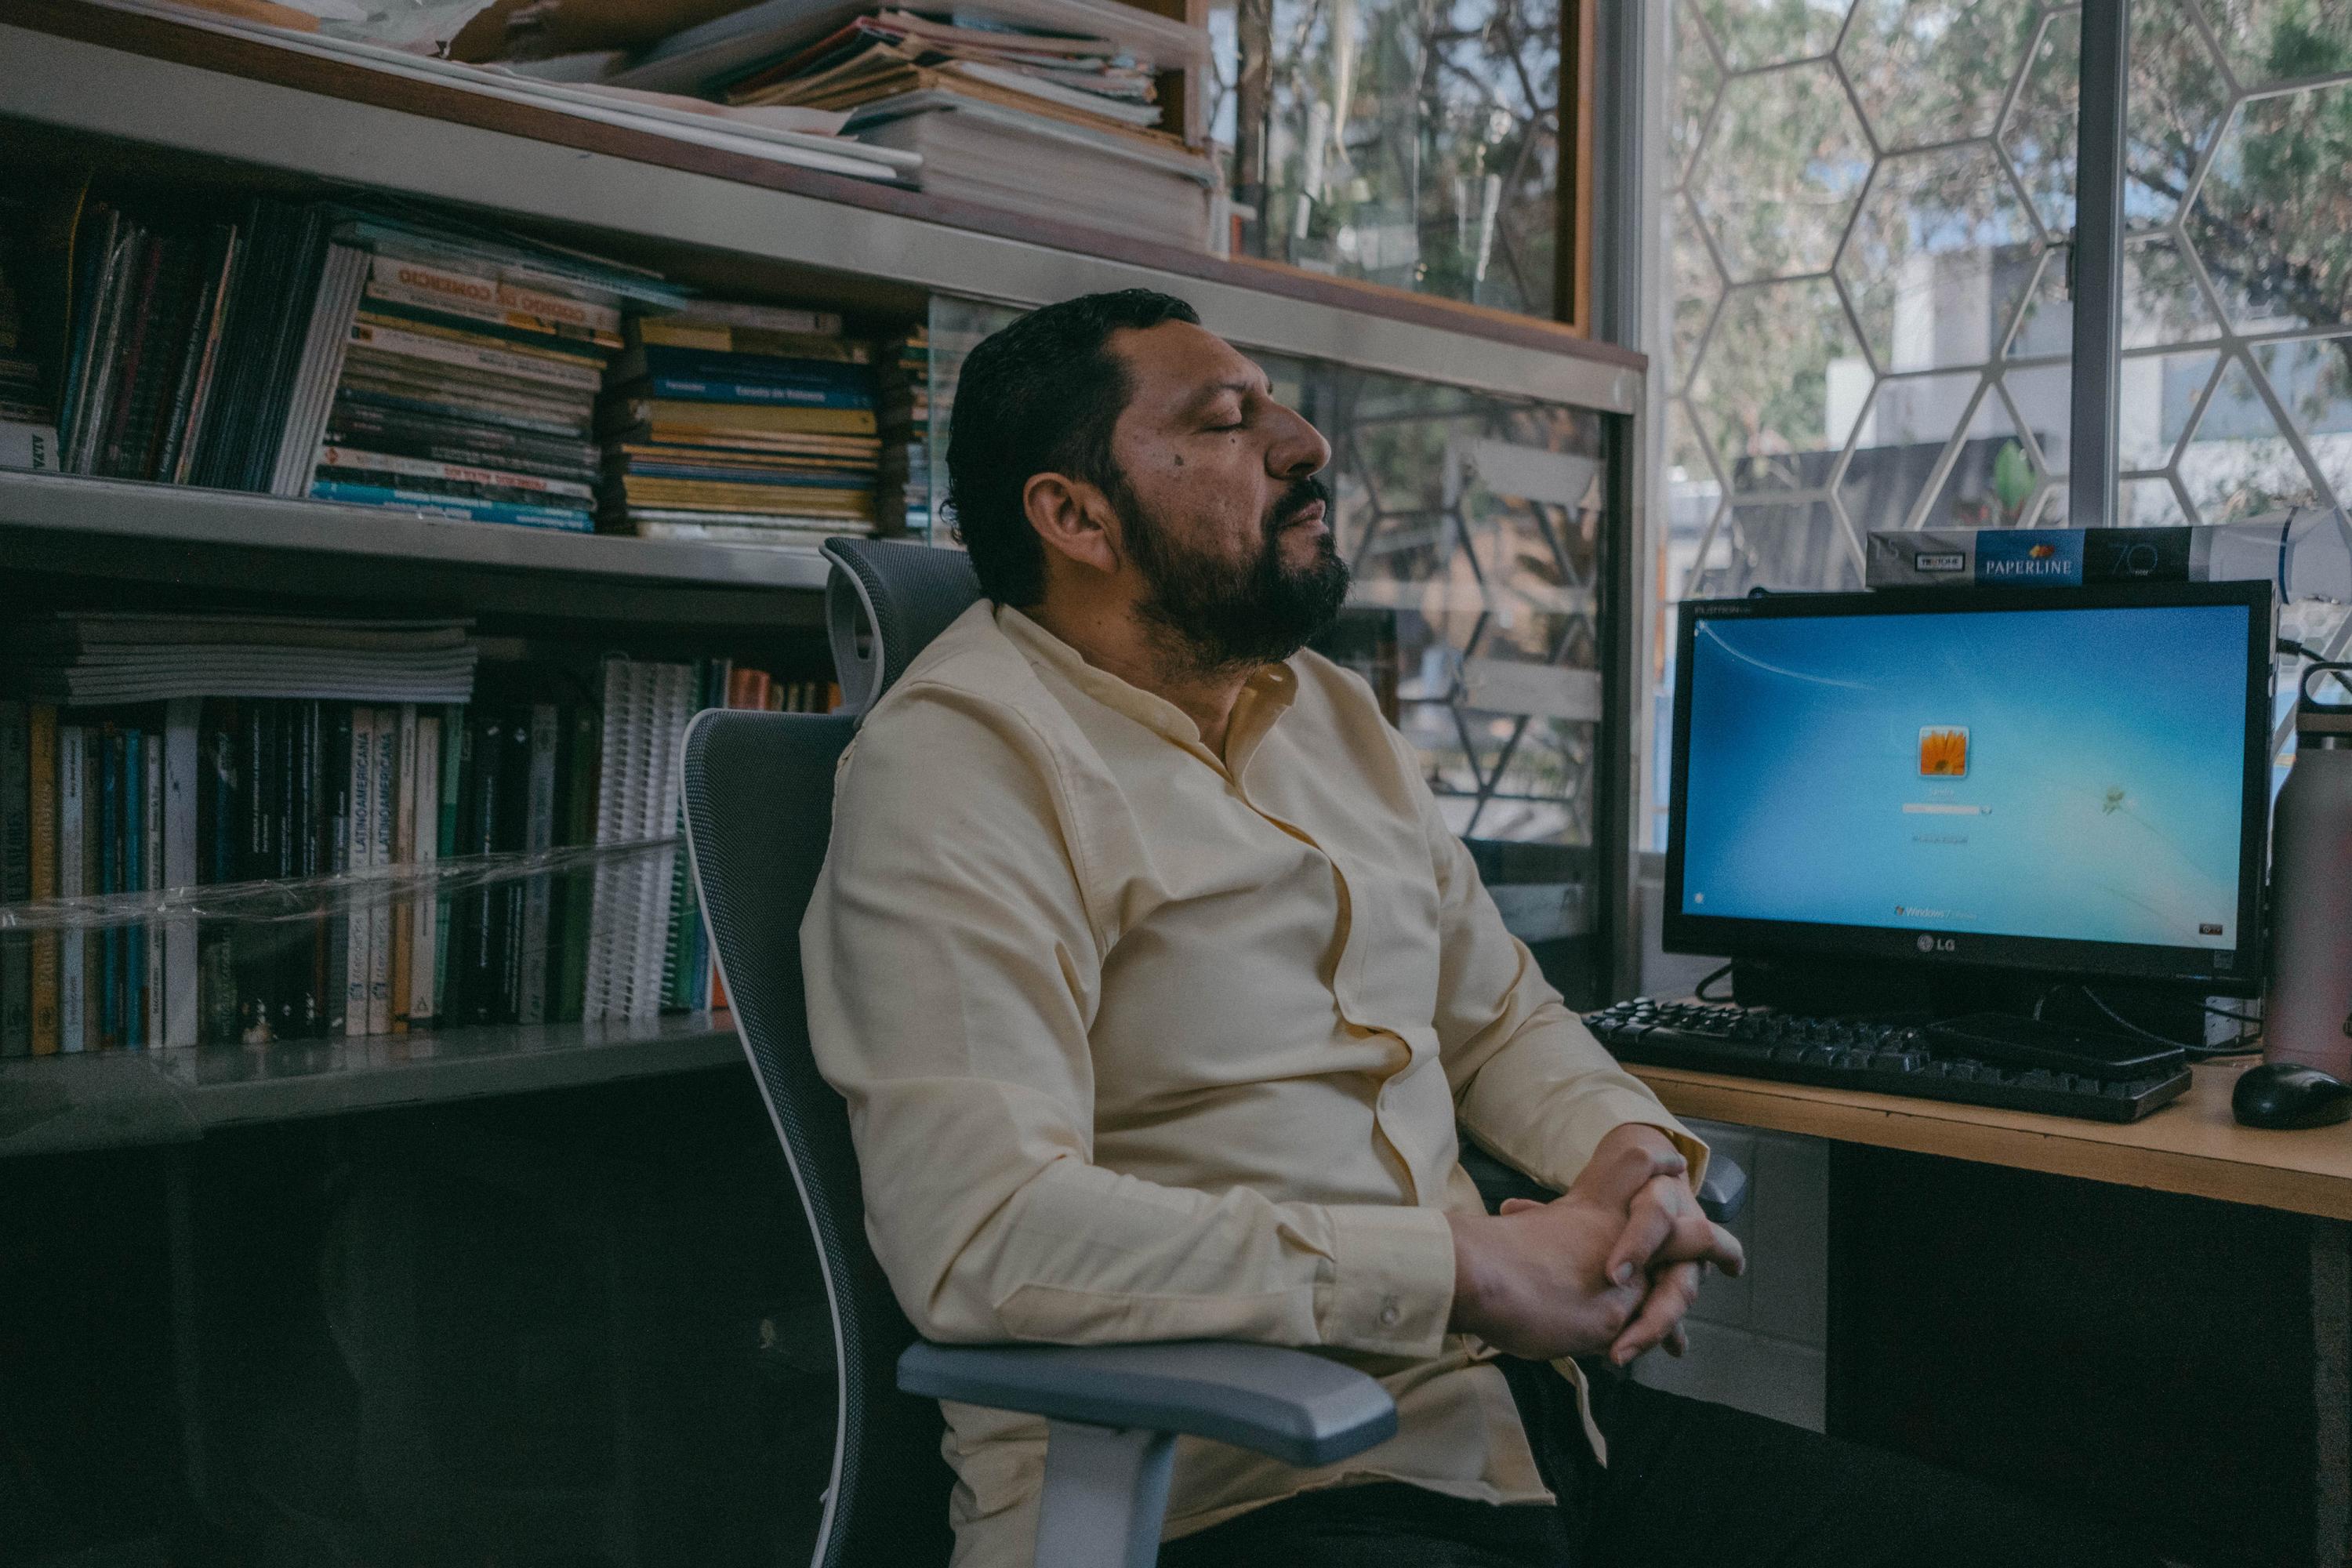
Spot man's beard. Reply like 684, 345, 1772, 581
1120, 475, 1352, 675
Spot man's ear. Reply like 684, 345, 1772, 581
1023, 470, 1123, 578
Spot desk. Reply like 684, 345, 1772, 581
1632, 1059, 2352, 1221
1632, 1059, 2352, 1568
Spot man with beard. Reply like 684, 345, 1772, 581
800, 292, 2152, 1567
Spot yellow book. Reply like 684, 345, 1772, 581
608, 397, 880, 437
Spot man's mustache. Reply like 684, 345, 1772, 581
1268, 475, 1333, 534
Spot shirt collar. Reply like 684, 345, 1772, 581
994, 604, 1300, 772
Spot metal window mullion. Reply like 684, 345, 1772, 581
2067, 0, 2130, 528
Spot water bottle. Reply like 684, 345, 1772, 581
2267, 662, 2352, 1076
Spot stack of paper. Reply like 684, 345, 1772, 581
3, 614, 479, 704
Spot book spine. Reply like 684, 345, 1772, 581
0, 701, 28, 1057
619, 343, 875, 390
172, 224, 245, 486
143, 734, 163, 1050
551, 703, 599, 1025
410, 715, 440, 1032
390, 703, 417, 1033
335, 386, 593, 442
28, 706, 57, 1054
270, 243, 369, 496
581, 661, 634, 1024
298, 702, 325, 1039
348, 319, 605, 392
307, 480, 593, 531
320, 704, 350, 1040
58, 727, 86, 1053
267, 705, 297, 1041
197, 702, 237, 1045
162, 699, 200, 1047
99, 726, 121, 1050
0, 418, 60, 472
344, 706, 376, 1036
517, 702, 558, 1026
368, 256, 624, 336
492, 710, 531, 1025
367, 708, 395, 1037
434, 703, 462, 1025
632, 375, 875, 409
315, 445, 596, 503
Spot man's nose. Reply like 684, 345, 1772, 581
1265, 402, 1332, 480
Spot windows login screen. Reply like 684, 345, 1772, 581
1678, 603, 2251, 950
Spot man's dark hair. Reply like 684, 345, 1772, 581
945, 289, 1201, 606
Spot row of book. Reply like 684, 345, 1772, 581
0, 642, 839, 1057
1, 181, 909, 551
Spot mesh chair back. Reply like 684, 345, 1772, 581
822, 538, 983, 713
681, 710, 956, 1568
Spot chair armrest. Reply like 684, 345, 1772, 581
896, 1340, 1398, 1468
1459, 1139, 1750, 1224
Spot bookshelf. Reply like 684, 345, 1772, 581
0, 7, 1653, 1564
1, 1011, 740, 1160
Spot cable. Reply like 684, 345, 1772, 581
1694, 961, 1735, 1002
2082, 986, 2261, 1058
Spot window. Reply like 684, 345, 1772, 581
1653, 0, 2352, 847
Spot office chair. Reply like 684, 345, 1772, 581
681, 538, 1742, 1568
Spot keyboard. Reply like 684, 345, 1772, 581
1583, 999, 2195, 1123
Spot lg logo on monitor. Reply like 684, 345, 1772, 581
1917, 934, 1957, 954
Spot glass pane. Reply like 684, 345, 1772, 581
1671, 197, 1724, 393
2180, 355, 2325, 521
1720, 499, 1864, 593
1243, 0, 1563, 314
2252, 335, 2352, 507
2187, 81, 2352, 335
2118, 349, 2222, 469
2000, 7, 2080, 236
2120, 233, 2223, 348
1838, 369, 1979, 534
2002, 360, 2073, 483
2196, 0, 2352, 88
1693, 0, 1847, 71
1670, 5, 1724, 185
1840, 0, 2040, 153
2123, 0, 2232, 230
1693, 61, 1871, 281
1919, 381, 2042, 529
2120, 474, 2196, 527
1689, 276, 1867, 492
1839, 143, 2041, 373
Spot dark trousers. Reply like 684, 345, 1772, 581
1159, 1359, 2159, 1568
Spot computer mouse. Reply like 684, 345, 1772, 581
2232, 1062, 2352, 1130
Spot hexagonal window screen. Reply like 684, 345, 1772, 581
1722, 498, 1866, 593
1840, 143, 2041, 373
2196, 0, 2352, 89
2252, 336, 2352, 508
2180, 356, 2326, 521
1841, 0, 2038, 153
2001, 361, 2074, 481
1690, 276, 1870, 492
1671, 196, 1725, 393
2187, 81, 2352, 335
1690, 0, 1852, 73
1693, 61, 1872, 281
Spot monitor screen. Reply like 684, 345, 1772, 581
1664, 582, 2274, 990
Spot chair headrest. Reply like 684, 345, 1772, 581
822, 537, 985, 717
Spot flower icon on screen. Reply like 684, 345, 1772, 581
1919, 726, 1970, 777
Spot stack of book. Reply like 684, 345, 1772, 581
878, 323, 931, 535
604, 0, 1214, 249
595, 300, 884, 548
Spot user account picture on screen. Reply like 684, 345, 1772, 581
1679, 604, 2252, 952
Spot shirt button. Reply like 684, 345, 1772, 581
1378, 1298, 1402, 1327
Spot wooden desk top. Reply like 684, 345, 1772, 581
1634, 1059, 2352, 1221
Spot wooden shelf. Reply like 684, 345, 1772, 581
0, 3, 1642, 415
0, 1011, 742, 1160
0, 471, 839, 620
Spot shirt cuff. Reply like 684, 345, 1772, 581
1316, 1203, 1457, 1359
1555, 1087, 1711, 1193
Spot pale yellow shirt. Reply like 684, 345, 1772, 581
802, 602, 1704, 1566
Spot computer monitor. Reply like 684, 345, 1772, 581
1663, 580, 2275, 994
